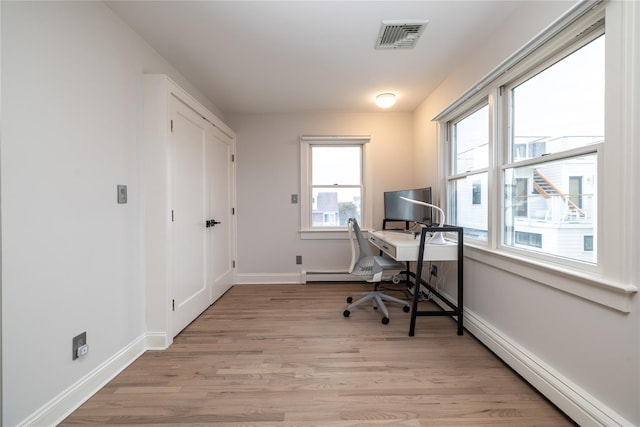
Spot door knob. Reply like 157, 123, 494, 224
206, 219, 222, 228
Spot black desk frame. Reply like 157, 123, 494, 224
407, 225, 464, 337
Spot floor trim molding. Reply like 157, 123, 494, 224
18, 334, 148, 427
429, 290, 631, 427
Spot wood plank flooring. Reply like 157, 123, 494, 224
61, 283, 576, 426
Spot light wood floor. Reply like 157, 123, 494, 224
61, 283, 575, 426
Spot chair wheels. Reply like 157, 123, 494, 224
381, 317, 389, 325
346, 296, 353, 303
343, 310, 350, 317
403, 305, 410, 313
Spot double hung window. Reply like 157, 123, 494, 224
441, 7, 609, 278
447, 104, 490, 241
503, 34, 604, 264
435, 3, 632, 310
446, 1, 637, 310
300, 136, 371, 237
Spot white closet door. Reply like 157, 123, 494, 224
170, 97, 211, 337
208, 127, 234, 302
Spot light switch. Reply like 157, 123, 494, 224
117, 185, 127, 204
291, 194, 298, 204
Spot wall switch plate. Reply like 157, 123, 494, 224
117, 185, 127, 204
72, 332, 87, 360
291, 194, 298, 204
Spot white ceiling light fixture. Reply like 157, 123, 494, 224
375, 19, 429, 50
376, 93, 396, 108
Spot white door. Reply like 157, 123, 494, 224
170, 98, 211, 337
208, 127, 235, 302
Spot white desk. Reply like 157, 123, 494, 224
368, 226, 464, 337
368, 230, 457, 262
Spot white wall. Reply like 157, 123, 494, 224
1, 2, 221, 425
226, 112, 414, 282
413, 1, 640, 425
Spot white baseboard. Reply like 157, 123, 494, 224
19, 334, 148, 427
235, 271, 374, 284
235, 272, 303, 284
464, 309, 632, 427
145, 331, 171, 350
429, 291, 631, 426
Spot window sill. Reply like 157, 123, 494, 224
299, 229, 349, 240
464, 243, 637, 313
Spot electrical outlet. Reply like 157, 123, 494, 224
296, 255, 302, 265
72, 332, 87, 360
430, 265, 438, 277
77, 344, 89, 358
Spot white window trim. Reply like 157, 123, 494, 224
435, 1, 638, 312
299, 135, 372, 239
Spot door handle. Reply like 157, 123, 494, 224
206, 219, 222, 228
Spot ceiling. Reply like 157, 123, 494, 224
107, 1, 530, 114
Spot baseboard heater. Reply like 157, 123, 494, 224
302, 271, 363, 283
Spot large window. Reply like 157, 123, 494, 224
436, 2, 638, 311
503, 34, 603, 263
300, 136, 371, 237
447, 104, 489, 240
445, 23, 603, 262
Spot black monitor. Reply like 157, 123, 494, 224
384, 187, 433, 226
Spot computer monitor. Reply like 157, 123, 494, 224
384, 187, 433, 225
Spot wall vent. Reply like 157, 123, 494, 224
375, 20, 429, 50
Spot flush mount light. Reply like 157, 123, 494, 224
375, 93, 396, 108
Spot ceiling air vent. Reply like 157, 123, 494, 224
375, 20, 429, 50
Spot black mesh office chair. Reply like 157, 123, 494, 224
342, 218, 410, 324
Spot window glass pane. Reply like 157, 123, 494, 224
312, 187, 361, 227
449, 172, 488, 240
503, 153, 596, 263
312, 146, 361, 185
453, 105, 489, 173
511, 36, 604, 161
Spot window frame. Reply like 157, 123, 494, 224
435, 2, 638, 312
299, 135, 372, 239
445, 99, 492, 243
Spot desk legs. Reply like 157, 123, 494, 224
408, 232, 464, 337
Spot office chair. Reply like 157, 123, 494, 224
342, 218, 410, 324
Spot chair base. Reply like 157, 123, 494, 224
343, 290, 411, 324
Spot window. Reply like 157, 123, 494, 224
311, 145, 362, 227
503, 34, 603, 264
472, 180, 481, 205
433, 3, 640, 311
584, 235, 593, 252
300, 136, 371, 238
514, 178, 528, 217
515, 231, 542, 248
447, 104, 489, 240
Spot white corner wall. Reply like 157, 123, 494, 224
0, 2, 220, 425
413, 1, 640, 425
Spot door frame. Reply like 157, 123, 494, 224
143, 75, 236, 349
